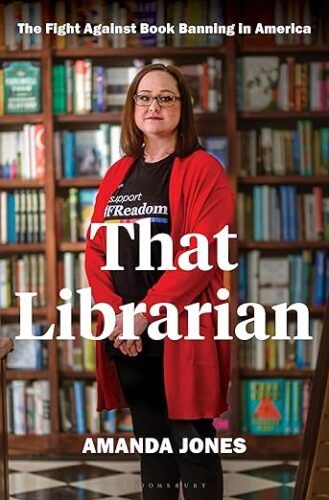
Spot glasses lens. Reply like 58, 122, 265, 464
158, 94, 176, 106
135, 95, 152, 106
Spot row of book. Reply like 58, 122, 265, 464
0, 125, 45, 180
239, 319, 322, 371
58, 335, 96, 373
60, 381, 132, 434
54, 126, 121, 178
60, 252, 88, 303
237, 57, 329, 111
59, 188, 96, 242
0, 190, 46, 244
237, 123, 329, 177
241, 0, 329, 47
0, 62, 41, 115
239, 251, 329, 307
53, 0, 224, 50
7, 380, 50, 435
52, 57, 222, 114
1, 324, 48, 370
0, 2, 42, 51
0, 254, 46, 308
237, 186, 329, 242
241, 378, 311, 435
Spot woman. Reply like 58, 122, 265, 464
85, 63, 234, 500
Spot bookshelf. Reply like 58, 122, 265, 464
0, 0, 328, 458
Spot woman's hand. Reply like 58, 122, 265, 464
109, 312, 149, 356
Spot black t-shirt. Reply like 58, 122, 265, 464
104, 153, 175, 357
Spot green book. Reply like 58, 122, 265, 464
52, 64, 67, 114
4, 61, 41, 114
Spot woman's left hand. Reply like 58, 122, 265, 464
109, 312, 149, 355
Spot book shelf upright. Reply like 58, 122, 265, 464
0, 0, 328, 457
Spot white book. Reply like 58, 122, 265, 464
29, 125, 37, 179
22, 124, 31, 179
12, 380, 27, 435
110, 125, 122, 164
277, 63, 289, 111
64, 252, 75, 291
247, 250, 260, 302
21, 2, 30, 51
0, 191, 7, 243
259, 257, 289, 286
84, 60, 92, 113
33, 380, 51, 435
272, 130, 285, 175
86, 383, 100, 433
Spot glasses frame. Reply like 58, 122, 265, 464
133, 93, 181, 107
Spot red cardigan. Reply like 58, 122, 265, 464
85, 149, 235, 419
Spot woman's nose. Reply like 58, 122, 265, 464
148, 97, 160, 112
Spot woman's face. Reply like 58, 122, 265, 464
134, 71, 181, 141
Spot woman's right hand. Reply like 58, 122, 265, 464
118, 339, 142, 356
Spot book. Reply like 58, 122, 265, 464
3, 61, 41, 114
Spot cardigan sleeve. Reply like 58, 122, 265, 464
85, 177, 123, 315
141, 158, 235, 321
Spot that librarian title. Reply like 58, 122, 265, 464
15, 222, 312, 343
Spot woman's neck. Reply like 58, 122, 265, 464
143, 136, 177, 163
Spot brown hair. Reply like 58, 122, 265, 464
120, 64, 200, 158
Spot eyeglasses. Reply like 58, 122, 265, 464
133, 93, 181, 107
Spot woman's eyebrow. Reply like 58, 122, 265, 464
137, 89, 176, 93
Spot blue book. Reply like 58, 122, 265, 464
283, 380, 291, 435
295, 339, 306, 369
92, 66, 106, 112
279, 186, 289, 241
292, 129, 301, 174
287, 186, 297, 241
73, 381, 86, 434
7, 193, 16, 243
313, 250, 326, 306
203, 137, 228, 169
290, 380, 302, 435
63, 131, 76, 178
246, 378, 286, 435
238, 254, 247, 303
253, 186, 263, 240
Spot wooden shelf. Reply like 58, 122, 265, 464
238, 45, 329, 55
60, 370, 95, 380
261, 305, 325, 315
58, 242, 86, 252
0, 114, 44, 125
8, 435, 51, 456
53, 45, 226, 59
0, 179, 44, 189
54, 111, 223, 125
238, 110, 329, 120
0, 243, 45, 254
0, 50, 43, 60
6, 370, 49, 380
239, 241, 329, 250
55, 112, 122, 124
240, 369, 314, 379
0, 307, 47, 318
57, 177, 101, 188
242, 435, 303, 459
238, 175, 329, 185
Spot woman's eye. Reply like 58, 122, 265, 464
140, 95, 150, 102
160, 95, 173, 102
